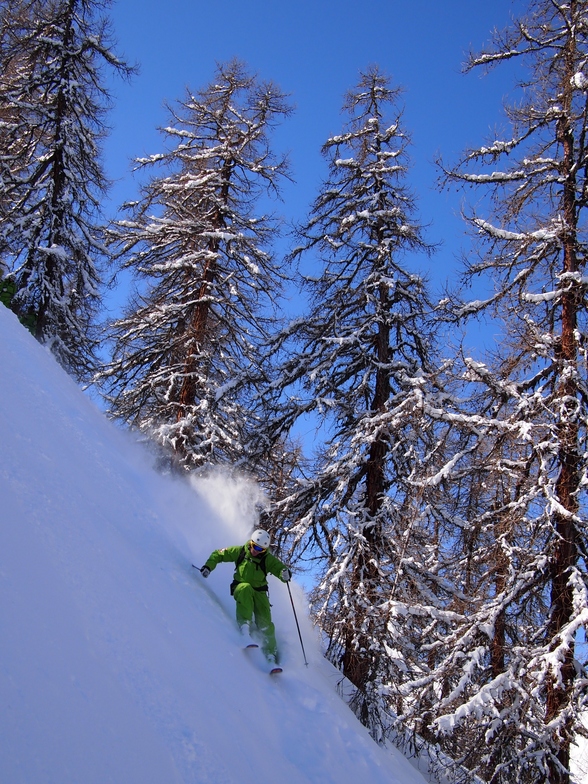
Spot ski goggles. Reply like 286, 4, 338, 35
250, 542, 267, 554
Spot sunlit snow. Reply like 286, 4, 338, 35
0, 303, 428, 784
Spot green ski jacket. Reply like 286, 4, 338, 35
204, 545, 287, 590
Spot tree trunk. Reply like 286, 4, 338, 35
175, 163, 232, 432
545, 25, 580, 780
343, 279, 390, 699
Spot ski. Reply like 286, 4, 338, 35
244, 643, 259, 649
270, 667, 283, 675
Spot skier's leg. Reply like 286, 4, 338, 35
253, 592, 278, 660
233, 582, 255, 627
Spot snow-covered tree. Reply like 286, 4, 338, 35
0, 0, 132, 378
98, 61, 292, 472
420, 2, 588, 781
263, 67, 440, 732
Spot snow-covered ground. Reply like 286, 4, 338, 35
0, 302, 429, 783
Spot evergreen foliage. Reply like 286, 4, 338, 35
0, 0, 132, 378
259, 66, 443, 733
98, 61, 292, 471
416, 2, 588, 781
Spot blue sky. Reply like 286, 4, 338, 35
102, 0, 523, 321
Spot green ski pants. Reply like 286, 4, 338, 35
233, 582, 277, 657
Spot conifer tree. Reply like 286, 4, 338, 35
263, 67, 440, 732
0, 0, 132, 378
424, 2, 588, 781
99, 61, 291, 472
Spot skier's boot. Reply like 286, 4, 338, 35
240, 623, 257, 648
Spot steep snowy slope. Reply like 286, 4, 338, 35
0, 303, 428, 784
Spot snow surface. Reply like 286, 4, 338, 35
0, 301, 428, 784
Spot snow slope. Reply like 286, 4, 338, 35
0, 303, 428, 784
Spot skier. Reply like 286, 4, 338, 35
199, 529, 291, 665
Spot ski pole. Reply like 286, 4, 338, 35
286, 581, 309, 667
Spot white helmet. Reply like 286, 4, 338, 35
250, 529, 271, 550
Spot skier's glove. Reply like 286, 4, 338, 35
281, 567, 292, 582
200, 566, 211, 578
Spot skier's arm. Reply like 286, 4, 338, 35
203, 546, 242, 573
265, 552, 291, 581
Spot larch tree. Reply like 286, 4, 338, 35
425, 2, 588, 781
263, 67, 441, 734
392, 368, 557, 783
98, 61, 292, 472
0, 0, 132, 379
